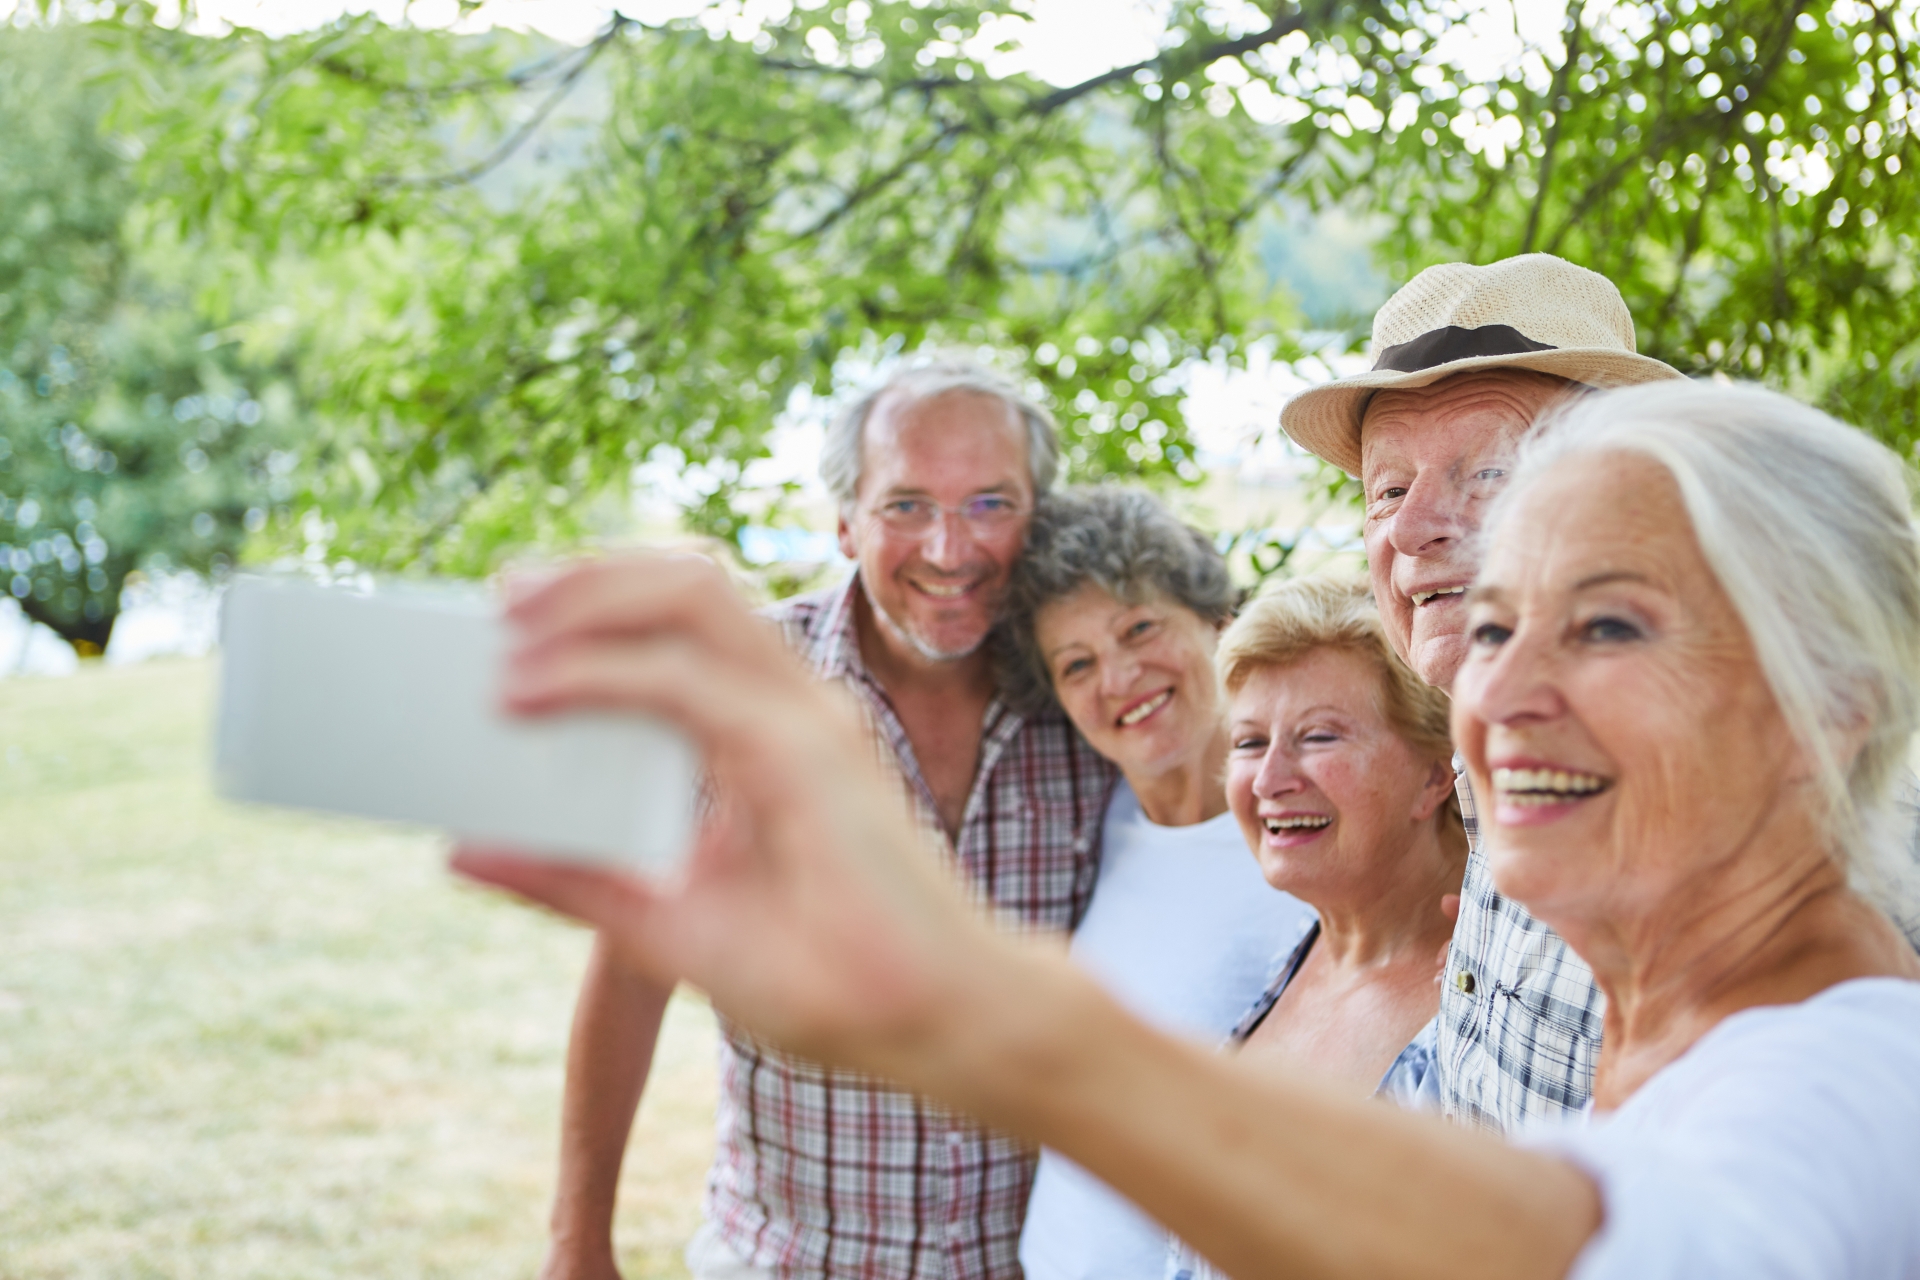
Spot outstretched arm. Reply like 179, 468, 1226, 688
539, 937, 672, 1280
454, 556, 1601, 1280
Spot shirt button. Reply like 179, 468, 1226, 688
1455, 970, 1477, 994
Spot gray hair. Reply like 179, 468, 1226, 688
1488, 380, 1920, 930
822, 357, 1061, 509
998, 485, 1239, 713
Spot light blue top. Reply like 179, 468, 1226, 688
1019, 780, 1313, 1280
1221, 913, 1441, 1108
1166, 915, 1441, 1280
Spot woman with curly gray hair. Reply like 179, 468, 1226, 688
1000, 487, 1314, 1280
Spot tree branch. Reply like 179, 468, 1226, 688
789, 1, 1337, 245
1022, 0, 1336, 118
1521, 0, 1584, 254
374, 14, 630, 190
316, 41, 590, 100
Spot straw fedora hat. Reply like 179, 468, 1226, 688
1281, 253, 1684, 476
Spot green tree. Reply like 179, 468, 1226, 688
0, 23, 308, 653
1335, 0, 1920, 447
92, 0, 1920, 580
103, 2, 1323, 573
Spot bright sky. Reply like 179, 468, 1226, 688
106, 0, 1574, 86
158, 0, 1238, 79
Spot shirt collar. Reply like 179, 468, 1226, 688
803, 571, 870, 683
810, 570, 1022, 729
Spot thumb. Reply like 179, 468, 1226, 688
451, 847, 683, 982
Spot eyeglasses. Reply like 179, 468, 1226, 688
869, 494, 1028, 537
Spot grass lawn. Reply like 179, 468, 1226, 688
0, 658, 717, 1279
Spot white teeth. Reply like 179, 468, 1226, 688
916, 581, 970, 599
1490, 767, 1610, 800
1117, 690, 1172, 726
1411, 586, 1467, 607
1263, 814, 1332, 833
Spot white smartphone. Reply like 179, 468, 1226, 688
215, 574, 698, 872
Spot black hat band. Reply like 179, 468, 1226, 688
1373, 324, 1558, 374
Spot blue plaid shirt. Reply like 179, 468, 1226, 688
1435, 760, 1603, 1131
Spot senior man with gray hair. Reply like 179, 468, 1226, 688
540, 357, 1116, 1280
1277, 253, 1686, 1132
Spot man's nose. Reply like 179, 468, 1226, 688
1388, 474, 1469, 558
921, 511, 975, 566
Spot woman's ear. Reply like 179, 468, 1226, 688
1410, 756, 1456, 822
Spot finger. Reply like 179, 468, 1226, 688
451, 847, 655, 929
504, 632, 865, 812
505, 555, 788, 677
1440, 893, 1461, 924
452, 847, 692, 986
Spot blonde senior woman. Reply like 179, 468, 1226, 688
460, 380, 1920, 1279
1163, 578, 1467, 1280
998, 487, 1313, 1280
1206, 577, 1463, 1108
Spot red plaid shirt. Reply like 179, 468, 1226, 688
703, 575, 1116, 1279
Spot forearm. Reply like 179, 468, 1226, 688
916, 940, 1601, 1280
549, 934, 672, 1252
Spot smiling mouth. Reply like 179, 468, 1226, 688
1491, 767, 1612, 807
1263, 814, 1332, 834
1117, 689, 1172, 727
1410, 586, 1466, 607
912, 580, 976, 600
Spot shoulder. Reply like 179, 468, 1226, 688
1524, 979, 1920, 1280
757, 579, 854, 664
756, 580, 841, 630
1638, 978, 1920, 1121
1002, 699, 1120, 787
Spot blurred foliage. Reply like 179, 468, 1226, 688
1338, 0, 1920, 449
0, 24, 309, 653
1223, 459, 1361, 586
97, 2, 1320, 576
6, 0, 1917, 601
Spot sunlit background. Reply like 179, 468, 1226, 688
0, 0, 1610, 674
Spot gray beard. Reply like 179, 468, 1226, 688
861, 578, 986, 663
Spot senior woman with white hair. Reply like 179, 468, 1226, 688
460, 379, 1920, 1278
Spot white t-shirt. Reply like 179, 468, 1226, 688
1020, 780, 1314, 1280
1523, 977, 1920, 1280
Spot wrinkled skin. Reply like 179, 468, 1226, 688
1226, 649, 1455, 907
1451, 451, 1920, 1106
1034, 585, 1227, 824
837, 388, 1033, 662
1360, 370, 1572, 691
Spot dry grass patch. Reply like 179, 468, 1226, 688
0, 658, 717, 1279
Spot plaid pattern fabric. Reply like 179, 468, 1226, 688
705, 576, 1117, 1279
1435, 761, 1604, 1132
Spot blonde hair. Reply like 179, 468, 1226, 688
1217, 575, 1454, 769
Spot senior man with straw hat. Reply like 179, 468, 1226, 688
1280, 252, 1684, 1133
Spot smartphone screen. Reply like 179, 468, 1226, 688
216, 575, 697, 872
